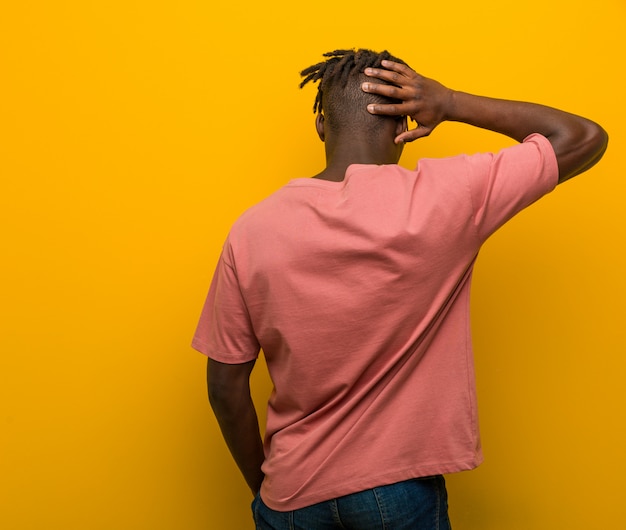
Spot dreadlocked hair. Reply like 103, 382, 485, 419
299, 49, 407, 114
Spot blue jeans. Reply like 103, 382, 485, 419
252, 475, 451, 530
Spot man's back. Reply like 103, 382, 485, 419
194, 135, 558, 510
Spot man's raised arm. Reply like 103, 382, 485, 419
362, 60, 608, 183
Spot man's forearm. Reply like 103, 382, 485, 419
207, 359, 265, 495
446, 91, 608, 182
210, 393, 265, 494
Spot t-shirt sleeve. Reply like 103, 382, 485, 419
191, 245, 260, 364
466, 133, 559, 242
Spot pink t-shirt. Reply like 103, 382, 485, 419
192, 134, 558, 511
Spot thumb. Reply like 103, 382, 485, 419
395, 124, 434, 144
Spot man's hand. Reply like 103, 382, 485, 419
362, 60, 454, 144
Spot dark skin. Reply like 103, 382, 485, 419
312, 111, 408, 182
207, 60, 608, 497
207, 358, 264, 495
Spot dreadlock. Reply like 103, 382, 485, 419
300, 49, 407, 115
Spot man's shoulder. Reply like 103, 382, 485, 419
229, 183, 294, 234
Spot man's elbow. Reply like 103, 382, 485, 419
558, 120, 609, 183
583, 120, 609, 161
208, 379, 229, 411
592, 123, 609, 160
207, 358, 255, 417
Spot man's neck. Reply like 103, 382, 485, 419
313, 142, 399, 182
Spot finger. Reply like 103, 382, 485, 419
395, 124, 433, 144
364, 60, 418, 84
363, 66, 408, 87
379, 60, 418, 79
366, 102, 412, 116
361, 81, 404, 99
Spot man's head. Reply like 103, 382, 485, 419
300, 49, 408, 149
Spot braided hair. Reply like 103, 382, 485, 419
300, 49, 407, 115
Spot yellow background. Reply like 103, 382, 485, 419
1, 1, 624, 528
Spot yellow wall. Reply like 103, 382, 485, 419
1, 1, 624, 528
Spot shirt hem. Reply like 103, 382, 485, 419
260, 454, 483, 512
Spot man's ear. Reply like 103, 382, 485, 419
395, 115, 408, 137
315, 113, 325, 142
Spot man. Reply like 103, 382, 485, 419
192, 49, 607, 529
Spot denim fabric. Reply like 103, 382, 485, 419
252, 476, 451, 530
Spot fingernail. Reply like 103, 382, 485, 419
367, 104, 375, 112
362, 82, 369, 91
